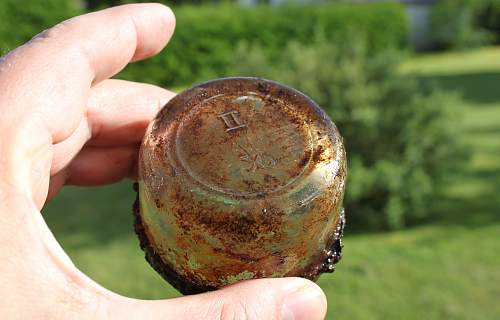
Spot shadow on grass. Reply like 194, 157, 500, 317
431, 168, 500, 228
468, 126, 500, 135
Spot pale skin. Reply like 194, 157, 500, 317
0, 3, 327, 320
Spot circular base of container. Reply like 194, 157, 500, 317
134, 77, 347, 295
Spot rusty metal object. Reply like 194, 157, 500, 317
134, 77, 347, 295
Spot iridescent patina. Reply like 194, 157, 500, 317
134, 77, 347, 294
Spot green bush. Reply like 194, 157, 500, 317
121, 3, 408, 87
0, 0, 82, 55
229, 38, 466, 230
0, 2, 408, 87
476, 0, 500, 43
431, 0, 489, 49
431, 0, 500, 49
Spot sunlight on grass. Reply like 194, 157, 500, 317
400, 46, 500, 75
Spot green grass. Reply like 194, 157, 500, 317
43, 47, 500, 319
400, 46, 500, 76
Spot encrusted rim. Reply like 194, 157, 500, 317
298, 207, 345, 280
132, 183, 345, 295
132, 183, 216, 295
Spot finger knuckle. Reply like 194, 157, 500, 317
218, 301, 249, 320
215, 299, 275, 320
33, 19, 74, 42
28, 19, 86, 64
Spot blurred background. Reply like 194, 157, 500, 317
1, 0, 498, 318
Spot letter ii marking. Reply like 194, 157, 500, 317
218, 110, 247, 132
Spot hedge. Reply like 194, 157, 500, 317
431, 0, 500, 49
0, 2, 408, 87
120, 3, 408, 87
476, 0, 500, 43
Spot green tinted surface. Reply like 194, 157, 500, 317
44, 47, 500, 319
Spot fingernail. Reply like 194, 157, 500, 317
281, 284, 326, 320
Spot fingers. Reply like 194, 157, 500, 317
47, 144, 138, 201
50, 79, 174, 176
50, 117, 92, 176
0, 4, 175, 206
106, 278, 327, 320
66, 145, 138, 186
34, 3, 175, 83
86, 79, 175, 147
0, 3, 175, 144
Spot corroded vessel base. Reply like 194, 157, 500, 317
133, 183, 216, 294
134, 78, 347, 294
133, 184, 346, 295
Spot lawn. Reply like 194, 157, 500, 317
43, 47, 500, 319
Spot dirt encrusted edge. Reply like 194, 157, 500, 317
132, 183, 216, 295
132, 183, 345, 295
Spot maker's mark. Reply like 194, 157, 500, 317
218, 110, 247, 132
237, 143, 277, 172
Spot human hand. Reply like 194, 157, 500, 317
0, 3, 327, 319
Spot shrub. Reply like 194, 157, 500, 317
431, 0, 500, 49
120, 3, 408, 87
431, 0, 490, 49
228, 38, 466, 230
476, 0, 500, 43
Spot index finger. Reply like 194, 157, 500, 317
22, 3, 174, 84
0, 4, 175, 206
0, 3, 175, 143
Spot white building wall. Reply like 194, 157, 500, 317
407, 4, 434, 51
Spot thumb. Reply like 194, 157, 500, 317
106, 277, 327, 320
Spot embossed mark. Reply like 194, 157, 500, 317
237, 143, 277, 172
218, 110, 247, 132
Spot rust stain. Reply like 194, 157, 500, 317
134, 77, 347, 295
298, 149, 312, 168
312, 145, 324, 163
